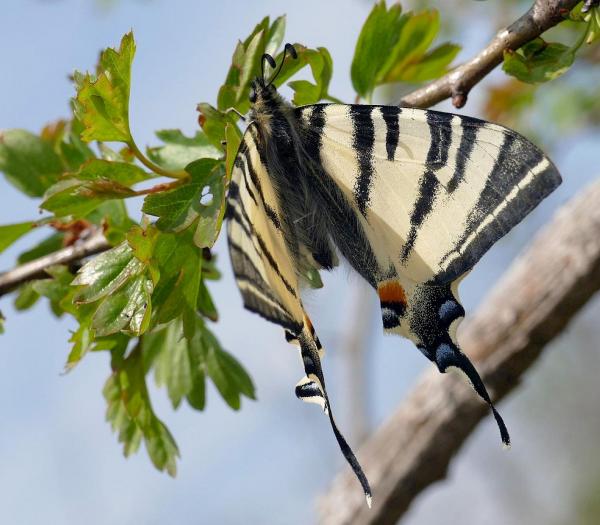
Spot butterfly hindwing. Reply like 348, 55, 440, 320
226, 125, 372, 504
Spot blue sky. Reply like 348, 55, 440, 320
1, 1, 600, 524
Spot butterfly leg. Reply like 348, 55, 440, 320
377, 278, 510, 447
286, 317, 372, 507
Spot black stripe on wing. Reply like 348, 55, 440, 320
382, 106, 401, 161
350, 105, 376, 217
435, 131, 562, 284
400, 112, 452, 262
300, 104, 381, 288
241, 147, 282, 231
448, 118, 482, 193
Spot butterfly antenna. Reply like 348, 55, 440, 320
267, 43, 298, 87
261, 53, 276, 84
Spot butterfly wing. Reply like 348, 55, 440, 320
226, 125, 372, 504
295, 103, 561, 445
297, 104, 561, 285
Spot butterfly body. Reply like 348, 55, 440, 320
226, 50, 561, 504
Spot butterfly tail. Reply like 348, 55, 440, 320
433, 342, 510, 447
292, 322, 372, 507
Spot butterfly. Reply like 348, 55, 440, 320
224, 44, 561, 505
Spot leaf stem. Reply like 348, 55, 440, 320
127, 140, 188, 180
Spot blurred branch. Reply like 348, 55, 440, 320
0, 230, 109, 297
400, 0, 580, 108
319, 180, 600, 525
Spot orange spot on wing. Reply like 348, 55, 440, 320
378, 281, 407, 306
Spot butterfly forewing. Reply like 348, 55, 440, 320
298, 104, 561, 285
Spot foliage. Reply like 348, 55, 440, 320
0, 0, 598, 476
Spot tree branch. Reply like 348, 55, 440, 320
318, 180, 600, 525
400, 0, 580, 109
0, 230, 110, 297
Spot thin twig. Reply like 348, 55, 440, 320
0, 230, 110, 297
400, 0, 580, 109
319, 180, 600, 525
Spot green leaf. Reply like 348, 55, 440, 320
92, 274, 153, 336
150, 231, 202, 326
73, 32, 135, 143
147, 130, 222, 171
285, 47, 334, 105
41, 177, 137, 218
224, 123, 242, 182
0, 221, 35, 254
104, 344, 179, 475
13, 282, 40, 311
197, 103, 238, 149
379, 10, 441, 83
141, 160, 214, 231
33, 265, 78, 317
190, 161, 226, 248
0, 310, 5, 334
73, 242, 142, 303
503, 38, 575, 83
0, 130, 64, 197
197, 279, 218, 322
204, 328, 255, 410
40, 159, 145, 218
351, 0, 406, 98
351, 3, 459, 99
265, 16, 286, 56
396, 42, 461, 83
150, 321, 193, 409
71, 159, 149, 185
65, 319, 94, 371
97, 200, 136, 245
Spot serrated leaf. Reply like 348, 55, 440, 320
41, 176, 137, 218
71, 159, 149, 185
147, 129, 222, 171
65, 319, 94, 371
92, 274, 153, 336
141, 158, 221, 233
190, 161, 226, 248
0, 221, 35, 254
150, 321, 193, 409
104, 344, 179, 475
73, 242, 142, 303
204, 328, 255, 410
73, 32, 135, 143
150, 231, 202, 326
503, 38, 575, 83
0, 130, 64, 197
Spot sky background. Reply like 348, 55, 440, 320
1, 1, 600, 524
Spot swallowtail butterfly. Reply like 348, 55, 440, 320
225, 44, 561, 505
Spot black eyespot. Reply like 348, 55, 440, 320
249, 87, 257, 103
